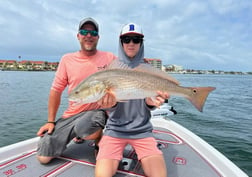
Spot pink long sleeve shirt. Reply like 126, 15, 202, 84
51, 50, 116, 118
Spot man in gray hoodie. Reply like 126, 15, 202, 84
95, 23, 168, 177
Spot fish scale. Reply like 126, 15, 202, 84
69, 63, 216, 112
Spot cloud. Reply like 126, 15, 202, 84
0, 0, 251, 71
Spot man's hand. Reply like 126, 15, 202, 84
97, 92, 117, 108
37, 123, 55, 136
145, 91, 170, 107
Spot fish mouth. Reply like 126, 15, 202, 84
68, 97, 79, 102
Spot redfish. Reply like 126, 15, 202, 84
69, 61, 215, 112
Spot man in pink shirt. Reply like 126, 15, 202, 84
36, 17, 117, 164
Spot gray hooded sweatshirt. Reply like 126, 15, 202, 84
103, 39, 155, 139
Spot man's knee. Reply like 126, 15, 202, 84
37, 155, 54, 164
84, 129, 103, 140
74, 111, 106, 139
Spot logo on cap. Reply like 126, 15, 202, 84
129, 24, 135, 31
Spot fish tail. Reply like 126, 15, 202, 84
187, 87, 216, 112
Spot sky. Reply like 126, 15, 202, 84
0, 0, 251, 72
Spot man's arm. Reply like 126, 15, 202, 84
37, 89, 62, 136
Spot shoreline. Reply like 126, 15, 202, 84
1, 68, 251, 75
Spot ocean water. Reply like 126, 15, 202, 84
0, 71, 251, 176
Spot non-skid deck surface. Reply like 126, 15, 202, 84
0, 127, 221, 177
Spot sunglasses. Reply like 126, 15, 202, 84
79, 29, 98, 37
121, 36, 143, 44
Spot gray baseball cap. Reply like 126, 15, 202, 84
79, 17, 99, 32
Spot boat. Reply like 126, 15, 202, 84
151, 99, 177, 118
0, 106, 248, 177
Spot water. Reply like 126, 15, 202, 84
0, 71, 251, 176
0, 71, 68, 146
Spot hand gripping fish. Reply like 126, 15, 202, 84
69, 60, 216, 112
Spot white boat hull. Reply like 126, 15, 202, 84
0, 118, 248, 177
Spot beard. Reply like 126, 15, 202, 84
82, 41, 98, 51
85, 46, 95, 51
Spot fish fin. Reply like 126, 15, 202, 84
134, 63, 180, 85
187, 87, 216, 112
107, 60, 131, 70
107, 60, 180, 85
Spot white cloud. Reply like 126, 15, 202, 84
0, 0, 251, 71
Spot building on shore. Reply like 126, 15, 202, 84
1, 58, 250, 75
145, 58, 162, 70
163, 64, 183, 72
0, 59, 59, 71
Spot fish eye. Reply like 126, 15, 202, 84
75, 91, 79, 94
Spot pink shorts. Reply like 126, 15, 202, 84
96, 136, 162, 161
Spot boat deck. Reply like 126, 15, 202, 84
0, 118, 248, 177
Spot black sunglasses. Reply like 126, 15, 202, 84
79, 29, 98, 37
121, 36, 143, 44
